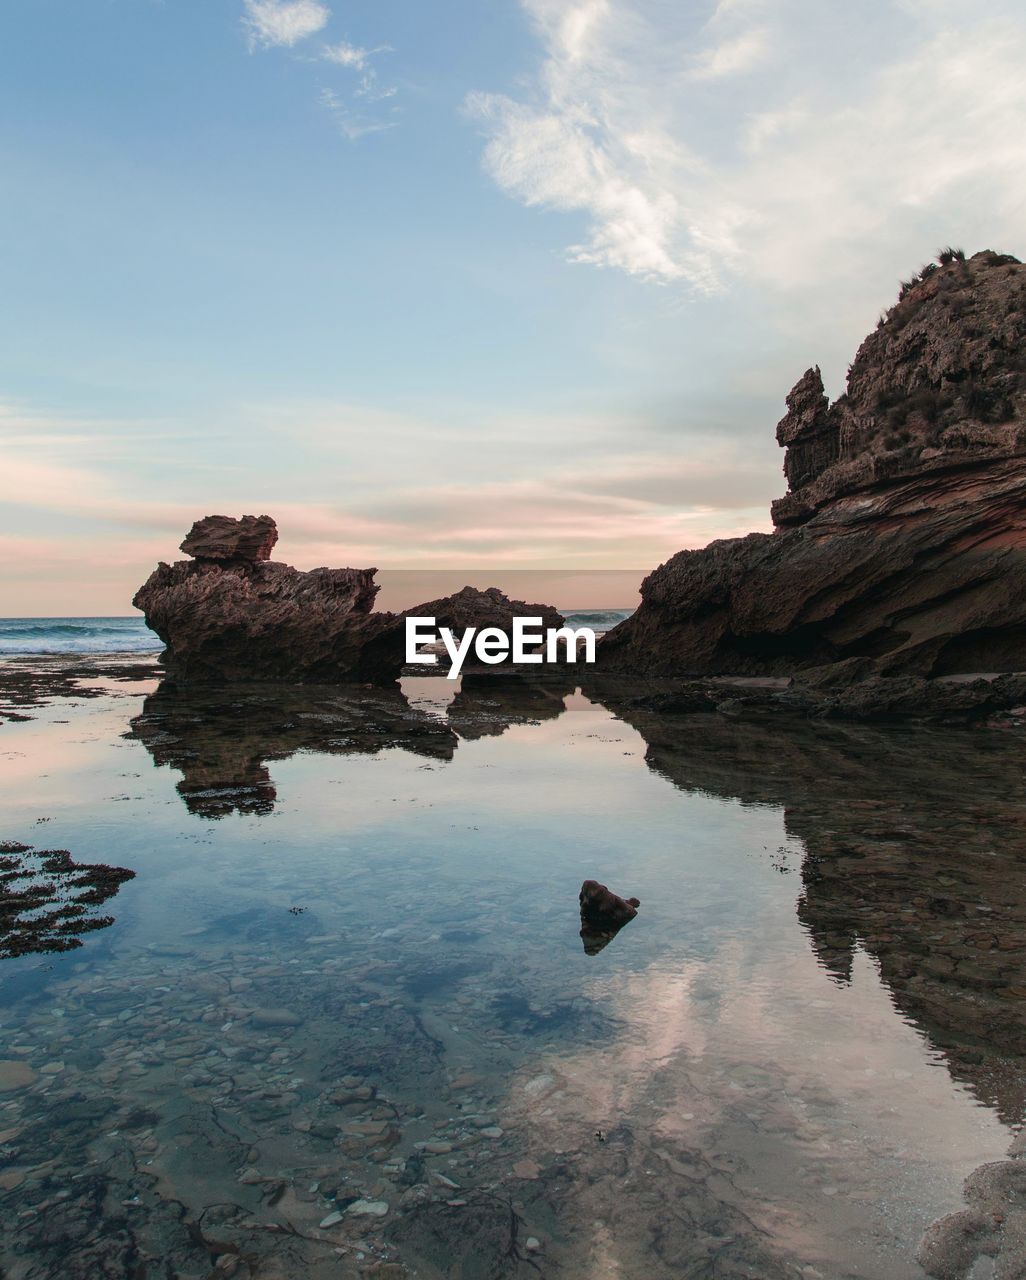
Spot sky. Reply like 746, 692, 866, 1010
2, 0, 1026, 613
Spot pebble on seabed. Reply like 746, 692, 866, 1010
346, 1199, 389, 1217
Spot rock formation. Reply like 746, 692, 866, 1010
133, 519, 567, 684
134, 516, 401, 683
579, 879, 640, 955
408, 585, 566, 672
918, 1148, 1026, 1280
600, 250, 1026, 678
179, 513, 278, 562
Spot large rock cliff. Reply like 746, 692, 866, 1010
600, 250, 1026, 677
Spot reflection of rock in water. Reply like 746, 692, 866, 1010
0, 841, 135, 959
131, 675, 576, 817
445, 672, 575, 740
129, 680, 459, 818
579, 878, 640, 955
592, 683, 1026, 1123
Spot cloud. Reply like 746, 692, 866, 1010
469, 0, 1026, 291
0, 395, 777, 618
318, 36, 397, 136
690, 29, 769, 79
319, 88, 397, 140
243, 0, 330, 49
239, 3, 398, 139
321, 39, 371, 69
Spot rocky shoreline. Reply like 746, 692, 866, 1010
5, 650, 1026, 731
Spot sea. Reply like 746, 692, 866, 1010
0, 616, 164, 655
0, 610, 634, 656
3, 607, 1020, 1278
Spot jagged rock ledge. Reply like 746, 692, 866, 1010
599, 250, 1026, 692
587, 668, 1026, 729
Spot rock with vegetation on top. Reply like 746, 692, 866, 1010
599, 249, 1026, 679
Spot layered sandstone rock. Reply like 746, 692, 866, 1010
134, 519, 567, 684
133, 519, 402, 683
600, 250, 1026, 677
410, 585, 564, 638
179, 513, 279, 562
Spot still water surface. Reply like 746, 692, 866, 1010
0, 667, 1023, 1278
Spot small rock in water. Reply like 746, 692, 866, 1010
250, 1008, 303, 1028
429, 1172, 460, 1189
0, 1061, 36, 1091
319, 1211, 344, 1228
479, 1127, 504, 1139
526, 1237, 543, 1252
346, 1199, 389, 1217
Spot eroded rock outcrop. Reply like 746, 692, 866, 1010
136, 560, 402, 683
600, 250, 1026, 678
411, 585, 564, 636
179, 513, 278, 562
134, 521, 569, 684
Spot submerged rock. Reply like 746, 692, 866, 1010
600, 250, 1026, 680
918, 1153, 1026, 1279
0, 843, 136, 960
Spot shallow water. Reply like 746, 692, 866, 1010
1, 666, 1024, 1279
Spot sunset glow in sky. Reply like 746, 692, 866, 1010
3, 0, 1026, 613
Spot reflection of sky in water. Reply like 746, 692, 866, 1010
0, 675, 1018, 1278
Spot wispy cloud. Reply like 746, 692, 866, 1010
321, 38, 373, 70
690, 28, 768, 79
319, 87, 397, 140
469, 0, 1026, 291
0, 395, 776, 613
319, 36, 397, 130
241, 1, 398, 140
242, 0, 329, 49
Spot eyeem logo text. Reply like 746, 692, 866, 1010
406, 617, 597, 680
